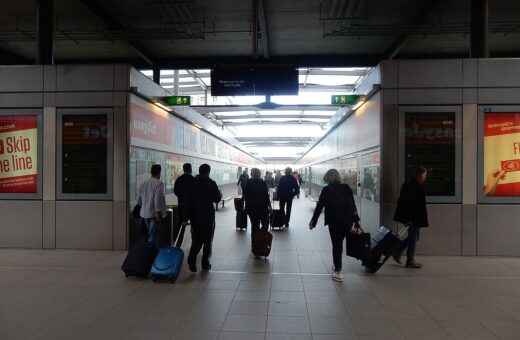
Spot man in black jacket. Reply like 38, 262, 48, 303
174, 163, 194, 224
277, 167, 299, 228
237, 169, 249, 195
185, 164, 222, 272
393, 167, 429, 268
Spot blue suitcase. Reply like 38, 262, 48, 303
150, 224, 186, 282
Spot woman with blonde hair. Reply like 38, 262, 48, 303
309, 168, 360, 282
244, 168, 272, 257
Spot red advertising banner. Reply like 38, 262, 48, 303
483, 112, 520, 197
0, 115, 38, 193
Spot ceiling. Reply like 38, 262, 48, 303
1, 0, 520, 162
1, 0, 520, 66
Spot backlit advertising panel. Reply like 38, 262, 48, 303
62, 114, 108, 194
483, 112, 520, 197
404, 112, 456, 197
0, 115, 38, 193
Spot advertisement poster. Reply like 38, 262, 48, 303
165, 154, 184, 194
360, 152, 380, 202
62, 114, 108, 194
483, 112, 520, 197
0, 115, 38, 193
404, 112, 456, 196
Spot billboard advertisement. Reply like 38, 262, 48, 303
404, 112, 457, 197
62, 114, 108, 194
0, 115, 38, 193
483, 112, 520, 197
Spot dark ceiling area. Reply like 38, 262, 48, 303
1, 0, 520, 68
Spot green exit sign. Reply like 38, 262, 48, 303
331, 95, 360, 105
160, 96, 191, 106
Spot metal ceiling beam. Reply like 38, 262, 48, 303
258, 0, 270, 59
79, 0, 157, 65
223, 121, 323, 126
236, 137, 315, 142
192, 105, 339, 114
242, 142, 310, 147
216, 114, 332, 120
0, 47, 30, 64
384, 0, 439, 59
186, 69, 208, 91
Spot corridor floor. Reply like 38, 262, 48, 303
1, 198, 520, 339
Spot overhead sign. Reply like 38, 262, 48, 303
160, 96, 191, 106
331, 95, 360, 105
211, 67, 298, 96
0, 115, 38, 193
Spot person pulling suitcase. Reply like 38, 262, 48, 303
309, 169, 360, 282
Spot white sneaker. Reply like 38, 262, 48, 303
332, 271, 344, 282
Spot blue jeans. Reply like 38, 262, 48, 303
144, 218, 160, 245
405, 227, 420, 264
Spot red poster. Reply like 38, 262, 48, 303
0, 115, 38, 193
483, 112, 520, 197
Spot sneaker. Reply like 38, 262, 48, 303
392, 253, 402, 264
405, 261, 422, 269
332, 271, 344, 282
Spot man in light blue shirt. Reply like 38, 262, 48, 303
136, 164, 167, 245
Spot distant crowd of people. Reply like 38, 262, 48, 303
136, 163, 429, 281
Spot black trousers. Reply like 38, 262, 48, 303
279, 198, 293, 226
188, 221, 215, 266
328, 224, 347, 271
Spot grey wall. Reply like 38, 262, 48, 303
0, 64, 130, 250
381, 59, 520, 256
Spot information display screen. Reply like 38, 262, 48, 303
483, 112, 520, 197
0, 115, 38, 193
404, 112, 456, 196
62, 114, 108, 194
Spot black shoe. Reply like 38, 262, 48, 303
202, 263, 212, 271
392, 253, 402, 264
188, 261, 197, 273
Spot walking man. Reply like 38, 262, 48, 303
185, 164, 222, 272
277, 167, 299, 228
393, 167, 429, 268
237, 169, 249, 196
136, 164, 167, 246
174, 163, 194, 224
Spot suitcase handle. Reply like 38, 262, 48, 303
174, 223, 188, 248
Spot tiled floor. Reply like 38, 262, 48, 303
1, 198, 520, 339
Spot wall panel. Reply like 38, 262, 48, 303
477, 205, 520, 256
56, 201, 113, 249
0, 201, 42, 248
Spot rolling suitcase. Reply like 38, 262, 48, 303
234, 197, 244, 212
363, 226, 403, 273
150, 224, 187, 282
236, 210, 248, 230
121, 239, 158, 278
252, 228, 273, 258
270, 209, 285, 230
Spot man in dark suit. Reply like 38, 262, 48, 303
185, 164, 222, 272
174, 163, 194, 224
277, 167, 299, 228
393, 167, 429, 268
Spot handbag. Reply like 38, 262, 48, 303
346, 224, 371, 261
132, 204, 141, 219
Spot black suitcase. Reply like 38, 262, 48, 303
121, 239, 159, 278
236, 210, 248, 230
252, 228, 273, 258
234, 197, 244, 212
270, 209, 285, 230
363, 226, 402, 273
